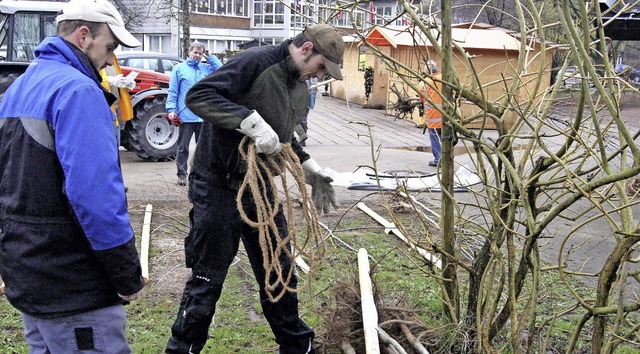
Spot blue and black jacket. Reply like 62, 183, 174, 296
0, 36, 144, 317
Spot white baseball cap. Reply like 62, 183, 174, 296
56, 0, 140, 48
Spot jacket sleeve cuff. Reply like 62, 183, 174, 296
94, 237, 145, 296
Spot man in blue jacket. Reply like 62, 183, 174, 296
166, 41, 223, 186
0, 0, 145, 352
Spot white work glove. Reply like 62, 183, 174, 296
303, 158, 338, 214
236, 110, 281, 155
107, 74, 136, 90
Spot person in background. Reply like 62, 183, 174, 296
0, 0, 145, 352
420, 60, 443, 167
101, 57, 136, 193
166, 41, 223, 186
101, 56, 136, 146
295, 76, 318, 146
165, 24, 344, 354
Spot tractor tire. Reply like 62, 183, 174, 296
123, 96, 178, 162
119, 126, 134, 151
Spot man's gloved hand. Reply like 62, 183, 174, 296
166, 112, 182, 127
303, 158, 338, 214
107, 74, 136, 90
236, 110, 281, 155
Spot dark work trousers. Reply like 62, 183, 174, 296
176, 122, 202, 178
166, 174, 315, 354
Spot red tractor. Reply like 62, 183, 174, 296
0, 0, 178, 161
118, 65, 178, 161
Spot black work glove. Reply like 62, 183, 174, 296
303, 159, 338, 214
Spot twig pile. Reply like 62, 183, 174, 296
318, 274, 434, 353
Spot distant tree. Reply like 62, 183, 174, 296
153, 0, 194, 57
110, 0, 156, 31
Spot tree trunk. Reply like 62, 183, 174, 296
181, 0, 191, 58
440, 0, 459, 323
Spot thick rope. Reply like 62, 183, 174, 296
236, 137, 326, 302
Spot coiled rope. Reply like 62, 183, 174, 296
236, 137, 325, 302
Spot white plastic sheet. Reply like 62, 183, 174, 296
328, 165, 481, 192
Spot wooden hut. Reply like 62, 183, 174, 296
331, 24, 554, 129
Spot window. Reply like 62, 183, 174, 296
217, 0, 227, 14
194, 0, 210, 13
0, 15, 8, 59
161, 59, 181, 74
352, 9, 366, 28
235, 0, 247, 17
394, 4, 409, 26
192, 0, 248, 17
253, 0, 285, 27
331, 8, 364, 28
317, 0, 332, 23
13, 13, 40, 62
127, 58, 158, 72
334, 11, 346, 27
375, 6, 393, 25
148, 35, 170, 53
42, 14, 57, 37
291, 0, 316, 29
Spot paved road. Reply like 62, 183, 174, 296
121, 94, 439, 203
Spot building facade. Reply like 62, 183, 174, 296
121, 0, 411, 57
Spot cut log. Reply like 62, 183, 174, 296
400, 323, 431, 354
294, 255, 310, 274
357, 202, 442, 269
141, 204, 153, 283
340, 341, 356, 354
377, 326, 408, 354
358, 248, 380, 353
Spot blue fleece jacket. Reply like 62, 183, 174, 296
166, 55, 222, 123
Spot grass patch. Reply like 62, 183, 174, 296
1, 201, 639, 353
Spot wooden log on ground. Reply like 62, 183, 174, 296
0, 281, 4, 294
141, 204, 153, 283
340, 341, 356, 354
377, 326, 408, 354
400, 323, 431, 354
358, 248, 380, 353
294, 254, 310, 274
357, 202, 442, 269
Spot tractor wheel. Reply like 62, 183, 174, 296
123, 96, 178, 161
119, 126, 134, 151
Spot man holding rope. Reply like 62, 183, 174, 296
165, 25, 344, 354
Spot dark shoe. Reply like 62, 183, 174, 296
428, 160, 438, 167
177, 176, 187, 186
124, 186, 128, 193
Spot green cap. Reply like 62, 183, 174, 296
303, 24, 345, 80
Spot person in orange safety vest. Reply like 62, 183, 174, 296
419, 60, 443, 167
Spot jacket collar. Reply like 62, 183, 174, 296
34, 36, 116, 106
186, 58, 199, 68
35, 36, 100, 83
